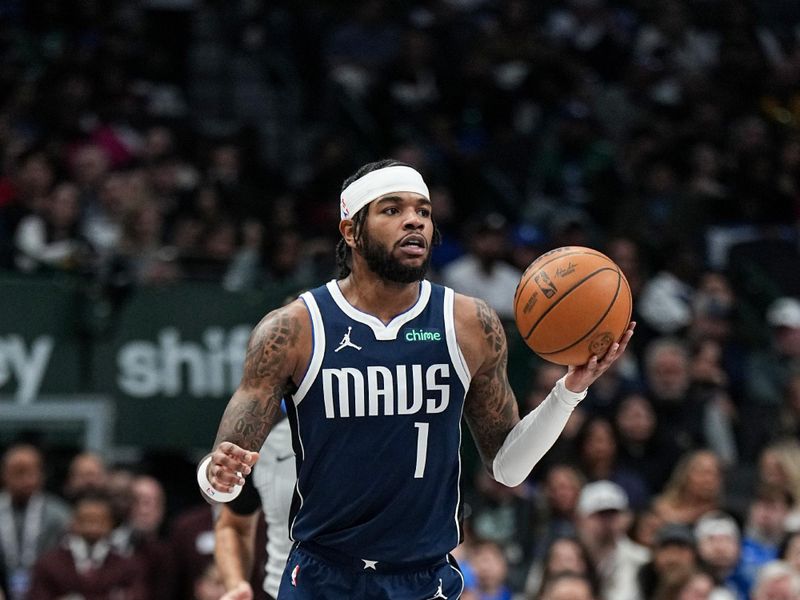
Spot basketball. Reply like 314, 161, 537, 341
513, 246, 632, 366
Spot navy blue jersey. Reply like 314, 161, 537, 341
286, 279, 471, 563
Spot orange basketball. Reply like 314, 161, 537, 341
513, 246, 632, 366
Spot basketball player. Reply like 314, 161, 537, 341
197, 159, 635, 599
216, 413, 294, 600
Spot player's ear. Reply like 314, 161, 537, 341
339, 219, 357, 249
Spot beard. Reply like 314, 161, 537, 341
357, 227, 431, 283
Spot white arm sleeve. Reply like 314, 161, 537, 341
492, 375, 586, 487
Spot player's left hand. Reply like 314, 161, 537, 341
209, 442, 259, 493
564, 321, 635, 393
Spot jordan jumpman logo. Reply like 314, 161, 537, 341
334, 326, 362, 352
426, 578, 448, 600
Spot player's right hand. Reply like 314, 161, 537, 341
220, 581, 253, 600
209, 442, 260, 493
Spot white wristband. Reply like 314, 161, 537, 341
196, 455, 243, 503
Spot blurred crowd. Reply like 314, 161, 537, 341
0, 443, 255, 600
2, 0, 800, 598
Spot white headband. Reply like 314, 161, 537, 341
340, 165, 429, 220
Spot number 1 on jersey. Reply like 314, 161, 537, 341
413, 422, 429, 478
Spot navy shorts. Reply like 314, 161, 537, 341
277, 542, 464, 599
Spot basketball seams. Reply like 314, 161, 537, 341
521, 266, 618, 340
535, 269, 624, 355
513, 249, 611, 314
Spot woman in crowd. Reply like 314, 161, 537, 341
652, 449, 725, 525
526, 535, 599, 599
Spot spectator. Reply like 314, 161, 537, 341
637, 244, 699, 338
675, 569, 736, 600
778, 530, 800, 574
462, 539, 513, 600
525, 535, 599, 599
629, 506, 666, 551
13, 182, 91, 273
222, 220, 266, 292
108, 200, 180, 287
614, 391, 682, 496
758, 440, 800, 526
63, 452, 109, 502
81, 171, 133, 267
637, 523, 700, 600
643, 337, 704, 452
575, 480, 649, 599
687, 338, 739, 467
744, 297, 800, 458
0, 443, 71, 600
0, 149, 56, 268
441, 212, 521, 321
686, 272, 743, 389
605, 236, 647, 302
106, 468, 135, 534
528, 464, 584, 565
69, 144, 111, 208
469, 469, 535, 590
113, 475, 174, 600
778, 370, 800, 440
571, 416, 650, 510
128, 476, 166, 539
537, 571, 597, 600
738, 484, 794, 594
580, 358, 641, 420
750, 560, 800, 600
26, 491, 147, 600
652, 449, 725, 526
694, 511, 747, 599
168, 504, 216, 600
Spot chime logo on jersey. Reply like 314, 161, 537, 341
404, 328, 442, 342
321, 363, 451, 418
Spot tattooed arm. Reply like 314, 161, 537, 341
459, 297, 520, 474
457, 295, 636, 486
203, 300, 310, 496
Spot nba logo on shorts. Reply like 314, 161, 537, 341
291, 564, 300, 586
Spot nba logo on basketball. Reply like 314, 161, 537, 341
533, 271, 557, 298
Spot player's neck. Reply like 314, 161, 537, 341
339, 272, 422, 325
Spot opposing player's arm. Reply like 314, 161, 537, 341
203, 300, 309, 495
461, 298, 521, 474
215, 505, 259, 596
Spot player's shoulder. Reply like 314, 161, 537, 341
452, 292, 504, 344
249, 297, 312, 353
247, 297, 312, 377
451, 292, 506, 374
452, 292, 498, 327
255, 297, 310, 330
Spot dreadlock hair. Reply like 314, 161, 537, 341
335, 159, 441, 279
